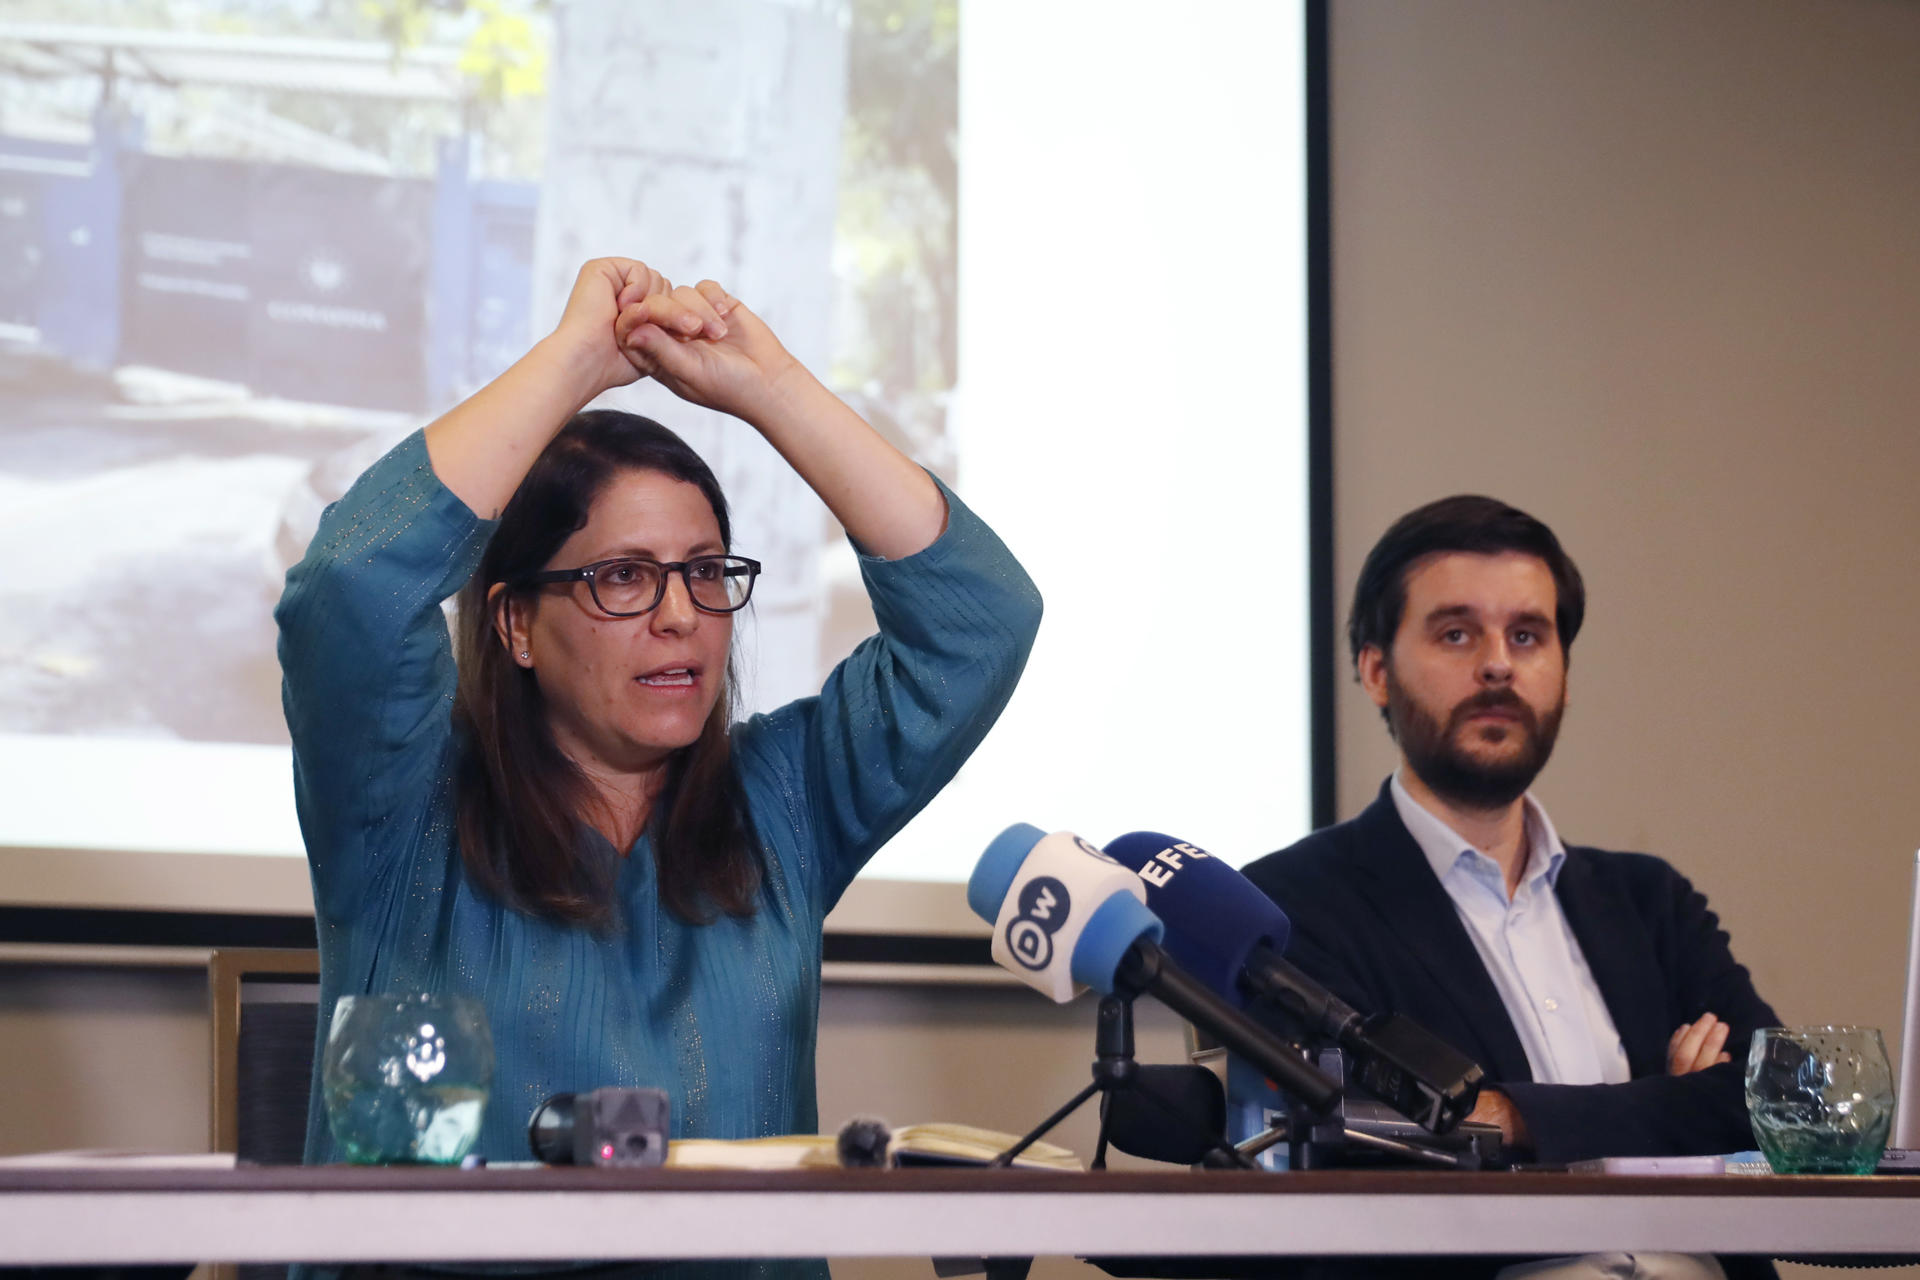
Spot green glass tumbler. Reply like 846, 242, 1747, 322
322, 992, 493, 1165
1745, 1025, 1893, 1174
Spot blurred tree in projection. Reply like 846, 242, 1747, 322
0, 0, 550, 178
363, 0, 548, 170
833, 0, 957, 477
455, 2, 547, 107
360, 0, 439, 51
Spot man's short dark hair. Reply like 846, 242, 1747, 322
1347, 495, 1586, 672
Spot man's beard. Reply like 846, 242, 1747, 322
1385, 670, 1565, 811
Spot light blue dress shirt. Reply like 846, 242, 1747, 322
1390, 771, 1631, 1086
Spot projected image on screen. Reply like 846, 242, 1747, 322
0, 1, 1311, 918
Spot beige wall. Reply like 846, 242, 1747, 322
0, 963, 209, 1154
1328, 8, 1920, 1272
1330, 0, 1920, 1041
6, 1, 1920, 1277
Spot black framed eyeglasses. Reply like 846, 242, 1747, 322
517, 555, 761, 617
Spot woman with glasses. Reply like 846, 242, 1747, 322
275, 259, 1042, 1207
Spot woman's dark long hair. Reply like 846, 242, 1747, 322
452, 409, 761, 929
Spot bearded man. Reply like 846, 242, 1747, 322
1244, 496, 1777, 1179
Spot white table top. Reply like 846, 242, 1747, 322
4, 1166, 1920, 1266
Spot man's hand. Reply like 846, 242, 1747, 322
1467, 1088, 1531, 1152
1668, 1013, 1732, 1075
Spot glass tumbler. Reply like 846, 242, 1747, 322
322, 992, 493, 1165
1745, 1025, 1894, 1174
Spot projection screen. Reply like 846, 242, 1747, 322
0, 0, 1313, 946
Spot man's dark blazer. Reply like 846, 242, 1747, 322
1241, 780, 1779, 1166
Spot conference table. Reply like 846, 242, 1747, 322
5, 1165, 1920, 1268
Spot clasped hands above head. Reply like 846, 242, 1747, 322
565, 257, 803, 425
611, 264, 736, 352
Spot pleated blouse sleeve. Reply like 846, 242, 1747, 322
734, 476, 1043, 911
274, 430, 493, 923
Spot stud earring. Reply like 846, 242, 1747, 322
520, 651, 530, 660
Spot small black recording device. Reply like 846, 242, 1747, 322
528, 1086, 670, 1167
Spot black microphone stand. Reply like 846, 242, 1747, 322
1242, 1046, 1504, 1171
992, 993, 1258, 1171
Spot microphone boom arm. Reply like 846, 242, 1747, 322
1242, 948, 1367, 1044
1242, 947, 1483, 1133
1114, 942, 1341, 1116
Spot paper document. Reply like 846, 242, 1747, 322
664, 1124, 1079, 1172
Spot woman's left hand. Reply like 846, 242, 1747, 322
614, 280, 806, 426
616, 273, 946, 559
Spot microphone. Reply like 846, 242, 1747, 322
1102, 831, 1484, 1134
969, 824, 1339, 1115
527, 1086, 669, 1166
967, 824, 1162, 1003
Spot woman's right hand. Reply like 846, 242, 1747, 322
549, 258, 687, 397
424, 257, 704, 519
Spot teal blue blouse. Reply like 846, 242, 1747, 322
276, 429, 1040, 1242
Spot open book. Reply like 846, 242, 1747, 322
665, 1123, 1079, 1172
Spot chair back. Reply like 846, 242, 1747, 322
208, 947, 320, 1280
